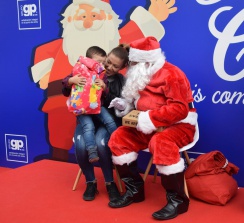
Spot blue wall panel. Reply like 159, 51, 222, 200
0, 0, 243, 186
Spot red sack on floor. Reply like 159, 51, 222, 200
185, 150, 239, 205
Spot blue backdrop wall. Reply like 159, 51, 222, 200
0, 0, 243, 186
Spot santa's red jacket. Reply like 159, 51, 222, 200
109, 61, 198, 175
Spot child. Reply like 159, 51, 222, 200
64, 46, 118, 163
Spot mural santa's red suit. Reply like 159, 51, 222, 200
31, 0, 177, 161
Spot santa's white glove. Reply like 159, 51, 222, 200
137, 111, 157, 134
114, 104, 134, 117
108, 97, 127, 110
109, 98, 134, 117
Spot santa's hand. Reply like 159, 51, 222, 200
137, 111, 157, 134
109, 98, 127, 110
39, 72, 50, 90
109, 98, 134, 117
149, 0, 177, 22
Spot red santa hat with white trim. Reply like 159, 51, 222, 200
129, 36, 166, 75
129, 36, 164, 63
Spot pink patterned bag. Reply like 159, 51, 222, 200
67, 56, 105, 115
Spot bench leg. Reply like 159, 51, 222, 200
114, 165, 123, 193
72, 169, 82, 191
143, 156, 153, 181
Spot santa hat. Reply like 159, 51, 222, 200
72, 0, 112, 14
129, 36, 163, 63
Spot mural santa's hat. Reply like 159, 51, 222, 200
73, 0, 110, 4
129, 36, 163, 63
72, 0, 112, 12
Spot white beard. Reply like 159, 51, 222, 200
122, 63, 154, 103
62, 19, 120, 66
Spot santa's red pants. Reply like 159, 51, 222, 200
108, 123, 195, 165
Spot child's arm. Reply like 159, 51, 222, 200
69, 74, 87, 86
62, 73, 87, 97
62, 74, 72, 97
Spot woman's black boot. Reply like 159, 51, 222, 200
83, 182, 99, 201
106, 182, 121, 202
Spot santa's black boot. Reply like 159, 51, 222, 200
152, 171, 189, 220
108, 161, 145, 208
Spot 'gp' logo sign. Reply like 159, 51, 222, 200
23, 4, 37, 16
5, 134, 28, 163
10, 139, 24, 150
17, 0, 41, 30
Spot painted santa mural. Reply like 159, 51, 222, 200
31, 0, 178, 161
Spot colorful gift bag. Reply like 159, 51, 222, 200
67, 56, 105, 115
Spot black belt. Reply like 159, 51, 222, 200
47, 80, 63, 97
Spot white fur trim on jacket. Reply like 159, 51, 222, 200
31, 58, 54, 83
137, 111, 156, 134
178, 111, 198, 126
130, 6, 165, 41
156, 158, 185, 175
112, 152, 138, 165
149, 54, 165, 75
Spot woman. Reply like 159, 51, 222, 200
62, 44, 129, 202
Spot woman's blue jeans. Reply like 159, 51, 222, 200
74, 123, 114, 183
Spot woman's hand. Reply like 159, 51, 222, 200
95, 78, 106, 90
69, 74, 86, 86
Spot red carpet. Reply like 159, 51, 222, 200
0, 167, 11, 174
0, 160, 243, 223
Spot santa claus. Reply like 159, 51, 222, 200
30, 0, 171, 161
108, 36, 198, 220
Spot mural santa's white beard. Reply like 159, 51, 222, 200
61, 0, 122, 66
